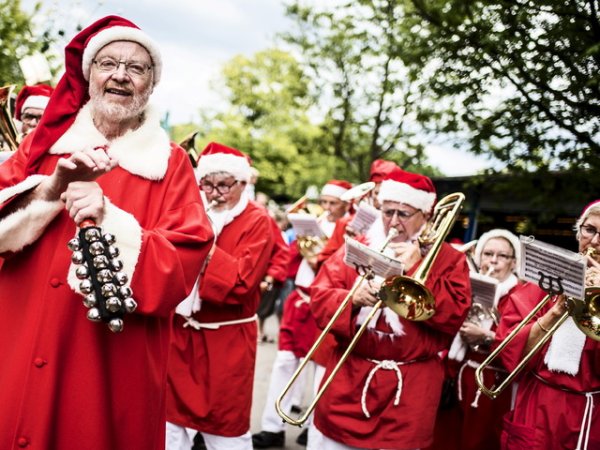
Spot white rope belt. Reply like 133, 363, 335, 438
361, 358, 421, 418
294, 288, 310, 307
576, 392, 597, 450
457, 359, 505, 408
182, 314, 257, 330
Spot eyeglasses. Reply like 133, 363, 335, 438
381, 208, 420, 221
92, 57, 153, 77
199, 180, 238, 195
580, 224, 600, 239
21, 112, 43, 123
481, 251, 514, 262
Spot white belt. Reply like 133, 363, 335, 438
457, 359, 505, 408
182, 314, 257, 330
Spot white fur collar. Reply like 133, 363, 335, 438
49, 103, 171, 180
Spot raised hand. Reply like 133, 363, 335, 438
61, 181, 106, 225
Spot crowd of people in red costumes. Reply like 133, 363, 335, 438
0, 14, 598, 450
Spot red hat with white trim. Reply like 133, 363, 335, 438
369, 159, 398, 183
14, 84, 54, 121
24, 15, 161, 175
321, 179, 352, 199
196, 142, 252, 182
378, 167, 436, 212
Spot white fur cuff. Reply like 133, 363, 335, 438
0, 199, 63, 253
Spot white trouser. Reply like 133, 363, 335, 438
306, 363, 326, 450
261, 350, 312, 432
321, 433, 419, 450
166, 422, 252, 450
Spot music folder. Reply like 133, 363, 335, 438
470, 272, 499, 310
343, 237, 404, 279
519, 235, 587, 300
348, 203, 379, 235
287, 213, 326, 238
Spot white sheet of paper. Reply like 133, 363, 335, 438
519, 235, 586, 300
287, 213, 326, 238
343, 237, 404, 279
348, 203, 379, 234
469, 272, 499, 309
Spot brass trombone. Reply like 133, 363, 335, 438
0, 85, 20, 152
275, 192, 465, 426
475, 248, 600, 399
178, 131, 199, 168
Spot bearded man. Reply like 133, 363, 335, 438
0, 16, 213, 450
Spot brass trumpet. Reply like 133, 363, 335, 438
475, 248, 600, 399
275, 192, 465, 426
179, 131, 199, 168
0, 85, 20, 152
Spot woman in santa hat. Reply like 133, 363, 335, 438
496, 200, 600, 450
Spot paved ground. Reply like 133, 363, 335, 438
251, 315, 308, 450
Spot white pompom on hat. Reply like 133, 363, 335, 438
474, 229, 521, 270
377, 167, 436, 212
81, 24, 162, 85
321, 179, 352, 199
196, 142, 252, 182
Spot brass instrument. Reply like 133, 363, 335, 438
0, 85, 20, 152
475, 247, 600, 399
340, 181, 375, 204
287, 194, 326, 259
275, 192, 465, 426
179, 131, 199, 168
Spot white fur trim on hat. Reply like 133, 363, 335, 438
321, 183, 349, 199
21, 95, 50, 113
82, 26, 162, 85
377, 179, 436, 212
474, 229, 521, 270
196, 153, 251, 182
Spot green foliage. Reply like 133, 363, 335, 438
403, 0, 600, 172
0, 0, 48, 85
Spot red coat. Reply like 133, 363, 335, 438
167, 202, 274, 436
0, 128, 213, 449
310, 242, 471, 449
265, 214, 290, 284
496, 284, 600, 450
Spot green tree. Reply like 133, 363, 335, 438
194, 49, 331, 199
402, 0, 600, 172
0, 1, 55, 86
283, 0, 442, 181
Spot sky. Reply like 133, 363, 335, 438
21, 0, 496, 177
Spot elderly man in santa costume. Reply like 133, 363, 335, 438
0, 15, 214, 450
496, 200, 600, 450
166, 142, 274, 450
14, 83, 54, 136
309, 167, 471, 450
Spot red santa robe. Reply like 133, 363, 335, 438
167, 201, 274, 437
428, 280, 532, 450
496, 283, 600, 450
310, 242, 471, 449
0, 104, 214, 450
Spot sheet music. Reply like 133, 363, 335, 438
343, 237, 404, 279
348, 203, 379, 234
287, 213, 326, 238
519, 235, 586, 300
470, 272, 498, 309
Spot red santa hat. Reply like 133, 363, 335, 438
14, 84, 54, 121
474, 229, 521, 269
369, 159, 398, 183
196, 142, 252, 182
377, 167, 436, 212
24, 16, 160, 175
321, 179, 352, 199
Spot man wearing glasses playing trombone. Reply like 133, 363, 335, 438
309, 167, 471, 450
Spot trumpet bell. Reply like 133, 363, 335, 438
379, 275, 436, 321
571, 286, 600, 340
340, 182, 375, 202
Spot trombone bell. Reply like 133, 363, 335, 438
379, 276, 436, 321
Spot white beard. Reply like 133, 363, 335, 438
88, 83, 151, 123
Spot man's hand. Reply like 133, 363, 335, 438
61, 181, 105, 225
38, 147, 117, 200
388, 241, 422, 269
352, 279, 381, 307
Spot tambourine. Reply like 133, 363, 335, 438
68, 219, 137, 332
